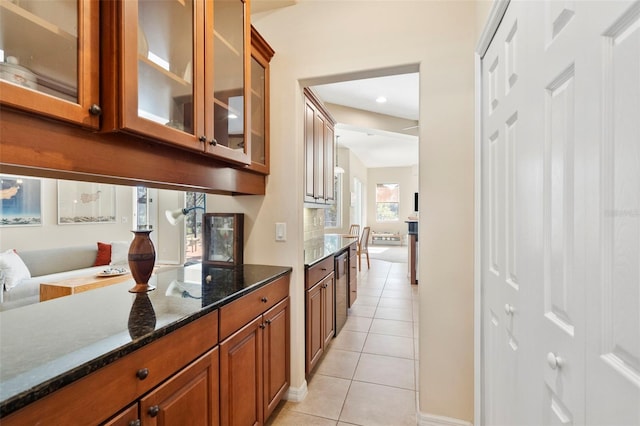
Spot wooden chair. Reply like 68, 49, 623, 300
349, 224, 360, 237
357, 226, 371, 271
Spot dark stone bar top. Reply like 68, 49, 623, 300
304, 234, 358, 266
0, 264, 292, 417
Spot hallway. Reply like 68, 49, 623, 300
269, 257, 418, 425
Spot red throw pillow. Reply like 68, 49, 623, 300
94, 242, 112, 266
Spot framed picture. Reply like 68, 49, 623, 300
0, 175, 42, 227
58, 180, 117, 224
203, 213, 244, 266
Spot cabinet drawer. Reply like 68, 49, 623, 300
349, 243, 357, 257
219, 275, 290, 341
306, 256, 334, 289
1, 310, 219, 426
350, 255, 357, 282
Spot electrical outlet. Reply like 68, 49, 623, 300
275, 223, 286, 241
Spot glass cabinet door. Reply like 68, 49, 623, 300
248, 27, 274, 174
122, 0, 201, 151
0, 0, 99, 128
205, 0, 251, 165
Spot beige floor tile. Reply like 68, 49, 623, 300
352, 295, 379, 307
268, 404, 338, 425
358, 276, 387, 287
347, 304, 376, 318
343, 315, 372, 333
369, 318, 414, 338
330, 330, 367, 352
377, 297, 413, 310
363, 333, 414, 359
357, 287, 383, 297
374, 306, 414, 322
353, 353, 415, 390
381, 288, 414, 300
415, 360, 420, 391
287, 375, 351, 420
339, 381, 416, 426
317, 348, 361, 379
414, 338, 419, 359
385, 277, 411, 286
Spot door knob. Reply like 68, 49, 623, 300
547, 352, 564, 370
504, 304, 515, 315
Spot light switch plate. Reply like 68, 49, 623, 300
275, 222, 286, 241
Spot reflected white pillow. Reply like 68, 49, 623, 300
0, 249, 31, 291
110, 241, 130, 266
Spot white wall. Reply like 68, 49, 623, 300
349, 149, 368, 230
367, 167, 417, 238
0, 178, 135, 251
253, 1, 478, 421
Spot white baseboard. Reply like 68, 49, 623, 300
284, 381, 308, 402
417, 411, 473, 426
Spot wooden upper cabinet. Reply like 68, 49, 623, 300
103, 0, 253, 166
0, 0, 100, 129
303, 87, 336, 205
248, 26, 274, 174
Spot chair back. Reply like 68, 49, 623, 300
349, 224, 360, 237
360, 226, 371, 250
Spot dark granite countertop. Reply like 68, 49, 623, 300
0, 263, 291, 417
304, 234, 358, 266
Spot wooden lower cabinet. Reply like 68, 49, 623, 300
103, 404, 138, 426
305, 272, 335, 375
263, 298, 290, 419
220, 294, 290, 426
139, 348, 219, 426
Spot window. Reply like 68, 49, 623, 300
325, 174, 342, 228
376, 183, 399, 221
185, 191, 205, 264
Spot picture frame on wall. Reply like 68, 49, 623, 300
0, 175, 42, 227
202, 213, 244, 266
57, 180, 117, 224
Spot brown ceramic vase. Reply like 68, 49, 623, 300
128, 229, 156, 293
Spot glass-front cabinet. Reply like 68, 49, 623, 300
0, 0, 100, 128
249, 26, 275, 174
119, 0, 251, 165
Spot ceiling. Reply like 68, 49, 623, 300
311, 73, 419, 169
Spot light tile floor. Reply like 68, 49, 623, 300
268, 258, 419, 426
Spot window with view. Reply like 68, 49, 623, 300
376, 183, 399, 221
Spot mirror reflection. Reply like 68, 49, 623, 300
0, 174, 206, 312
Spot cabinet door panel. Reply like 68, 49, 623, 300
313, 112, 326, 200
120, 0, 202, 151
263, 297, 290, 419
102, 403, 138, 426
323, 274, 336, 346
220, 316, 263, 426
140, 347, 219, 426
304, 101, 316, 201
306, 283, 324, 373
204, 0, 251, 165
0, 0, 99, 128
324, 124, 335, 202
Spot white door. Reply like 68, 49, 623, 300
481, 1, 640, 424
583, 1, 640, 425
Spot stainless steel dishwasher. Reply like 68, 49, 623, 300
335, 251, 348, 334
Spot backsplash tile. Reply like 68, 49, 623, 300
304, 208, 325, 241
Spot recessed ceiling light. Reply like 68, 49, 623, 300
376, 96, 387, 103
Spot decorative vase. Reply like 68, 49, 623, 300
128, 293, 156, 339
128, 229, 156, 293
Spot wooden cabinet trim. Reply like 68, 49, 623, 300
263, 297, 290, 419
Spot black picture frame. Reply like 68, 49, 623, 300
202, 213, 244, 266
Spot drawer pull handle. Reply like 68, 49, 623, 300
128, 420, 141, 426
265, 319, 272, 325
148, 405, 160, 417
88, 104, 102, 116
321, 268, 327, 271
261, 297, 268, 303
259, 323, 266, 329
136, 368, 149, 380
